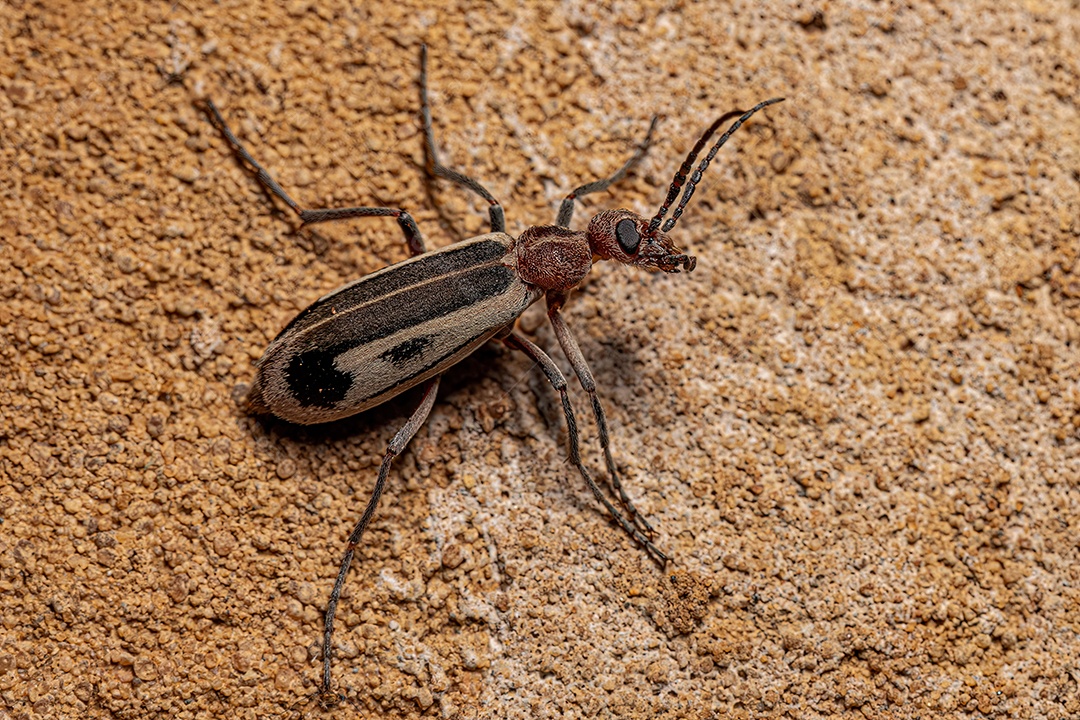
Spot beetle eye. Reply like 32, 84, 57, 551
615, 218, 641, 255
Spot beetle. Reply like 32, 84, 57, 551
202, 45, 782, 700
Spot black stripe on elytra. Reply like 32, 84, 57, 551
276, 237, 510, 340
284, 264, 517, 408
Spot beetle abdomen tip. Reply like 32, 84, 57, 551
244, 377, 271, 416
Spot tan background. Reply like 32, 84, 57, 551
2, 1, 1079, 718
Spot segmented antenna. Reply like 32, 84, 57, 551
648, 97, 785, 236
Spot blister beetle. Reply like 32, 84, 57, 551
202, 45, 782, 700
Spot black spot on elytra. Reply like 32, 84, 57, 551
286, 346, 352, 409
380, 335, 433, 367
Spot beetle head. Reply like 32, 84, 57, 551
587, 209, 696, 273
587, 98, 784, 275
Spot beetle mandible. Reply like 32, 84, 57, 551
203, 45, 782, 699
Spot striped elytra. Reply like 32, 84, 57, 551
247, 233, 542, 424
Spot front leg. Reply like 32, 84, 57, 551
502, 332, 667, 566
546, 293, 658, 539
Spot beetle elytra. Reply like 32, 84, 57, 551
203, 45, 782, 700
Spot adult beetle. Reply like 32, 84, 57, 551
203, 46, 782, 699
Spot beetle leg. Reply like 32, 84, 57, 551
420, 45, 506, 234
320, 376, 441, 696
554, 115, 658, 229
546, 299, 658, 539
296, 206, 425, 257
503, 332, 667, 567
202, 99, 426, 257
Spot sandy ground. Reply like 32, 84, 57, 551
2, 1, 1079, 718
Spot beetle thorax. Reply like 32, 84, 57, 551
515, 225, 593, 292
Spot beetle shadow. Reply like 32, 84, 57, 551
238, 323, 647, 501
437, 342, 508, 399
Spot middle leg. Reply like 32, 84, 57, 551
201, 99, 427, 257
503, 332, 667, 566
546, 296, 657, 538
419, 45, 506, 234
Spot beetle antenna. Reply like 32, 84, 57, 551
648, 97, 784, 236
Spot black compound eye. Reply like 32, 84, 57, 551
615, 218, 641, 254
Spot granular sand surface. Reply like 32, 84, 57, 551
2, 1, 1079, 718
